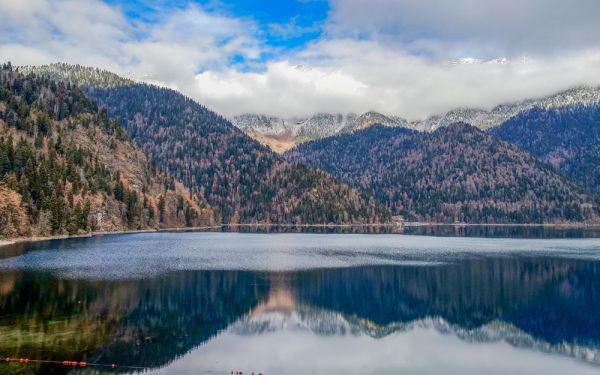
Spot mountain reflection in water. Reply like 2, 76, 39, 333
0, 235, 599, 374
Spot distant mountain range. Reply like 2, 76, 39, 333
232, 112, 407, 151
232, 86, 600, 151
9, 62, 600, 226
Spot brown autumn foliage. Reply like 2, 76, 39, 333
0, 64, 215, 239
0, 184, 29, 237
286, 123, 599, 223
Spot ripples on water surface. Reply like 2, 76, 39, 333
0, 232, 599, 374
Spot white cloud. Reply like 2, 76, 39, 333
190, 60, 368, 117
121, 6, 261, 88
1, 0, 600, 120
327, 0, 600, 58
189, 40, 600, 119
0, 0, 129, 66
0, 0, 261, 85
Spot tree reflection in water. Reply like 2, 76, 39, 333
0, 257, 599, 373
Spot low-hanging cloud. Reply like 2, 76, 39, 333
1, 0, 600, 120
190, 41, 600, 119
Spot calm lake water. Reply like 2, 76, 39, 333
1, 232, 600, 374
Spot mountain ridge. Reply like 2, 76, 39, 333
232, 85, 600, 151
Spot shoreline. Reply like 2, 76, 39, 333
0, 226, 220, 249
2, 222, 600, 249
400, 222, 600, 228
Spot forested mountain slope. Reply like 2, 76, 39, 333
489, 105, 600, 192
0, 64, 213, 238
23, 64, 389, 225
285, 123, 598, 223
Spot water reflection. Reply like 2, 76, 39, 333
0, 249, 599, 373
0, 271, 269, 374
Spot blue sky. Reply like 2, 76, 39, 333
107, 0, 329, 56
2, 0, 600, 118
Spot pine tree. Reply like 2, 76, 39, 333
158, 195, 165, 222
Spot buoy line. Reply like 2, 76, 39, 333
1, 356, 147, 370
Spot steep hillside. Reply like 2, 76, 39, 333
0, 64, 213, 238
489, 105, 600, 191
23, 64, 389, 225
285, 123, 598, 223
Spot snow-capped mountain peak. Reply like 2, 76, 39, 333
230, 85, 600, 151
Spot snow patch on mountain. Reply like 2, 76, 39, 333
231, 86, 600, 144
